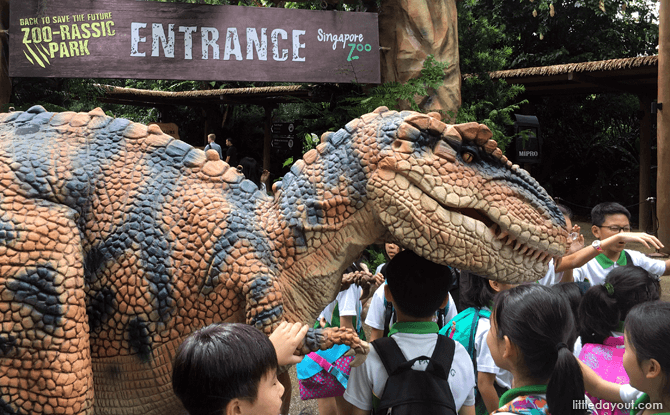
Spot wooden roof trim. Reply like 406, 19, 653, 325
489, 55, 658, 80
95, 84, 311, 98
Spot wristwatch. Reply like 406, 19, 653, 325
591, 239, 603, 253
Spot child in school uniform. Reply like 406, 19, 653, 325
487, 284, 588, 415
172, 321, 308, 415
446, 272, 515, 414
344, 250, 476, 415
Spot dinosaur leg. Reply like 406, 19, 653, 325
0, 200, 92, 414
243, 275, 369, 360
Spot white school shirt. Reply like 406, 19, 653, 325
364, 284, 457, 330
573, 250, 665, 286
475, 311, 514, 389
343, 331, 476, 411
620, 384, 646, 414
320, 284, 362, 331
537, 258, 564, 286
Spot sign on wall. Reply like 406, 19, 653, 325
10, 0, 380, 84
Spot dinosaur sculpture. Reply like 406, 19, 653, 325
0, 105, 567, 415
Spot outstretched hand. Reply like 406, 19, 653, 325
269, 322, 309, 366
602, 232, 664, 250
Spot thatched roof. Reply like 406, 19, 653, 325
489, 55, 658, 79
485, 55, 658, 96
95, 84, 318, 107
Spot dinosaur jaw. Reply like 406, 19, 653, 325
431, 195, 563, 280
375, 170, 566, 283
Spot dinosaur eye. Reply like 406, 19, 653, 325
462, 150, 476, 163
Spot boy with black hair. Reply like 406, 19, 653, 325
343, 250, 476, 415
172, 321, 307, 415
573, 202, 670, 286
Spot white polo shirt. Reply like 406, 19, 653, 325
344, 323, 476, 411
573, 249, 665, 286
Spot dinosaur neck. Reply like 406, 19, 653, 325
264, 143, 385, 322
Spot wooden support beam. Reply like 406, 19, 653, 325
639, 95, 652, 234
0, 0, 10, 110
263, 105, 276, 192
658, 0, 670, 252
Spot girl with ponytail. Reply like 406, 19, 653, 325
487, 283, 587, 415
576, 265, 660, 356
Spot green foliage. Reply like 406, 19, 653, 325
362, 245, 386, 274
457, 0, 527, 150
340, 55, 451, 119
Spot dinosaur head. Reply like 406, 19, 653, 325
357, 107, 567, 283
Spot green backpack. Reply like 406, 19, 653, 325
438, 307, 491, 374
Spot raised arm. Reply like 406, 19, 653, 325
555, 232, 664, 273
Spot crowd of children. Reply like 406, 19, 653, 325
170, 201, 670, 415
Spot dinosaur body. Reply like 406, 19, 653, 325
0, 105, 567, 414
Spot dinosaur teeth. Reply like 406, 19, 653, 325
514, 241, 522, 251
525, 248, 535, 257
531, 250, 542, 261
538, 252, 549, 263
496, 231, 508, 240
506, 236, 515, 246
519, 245, 529, 255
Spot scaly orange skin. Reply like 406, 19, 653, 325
0, 106, 566, 414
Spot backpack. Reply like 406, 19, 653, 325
579, 336, 628, 415
439, 307, 490, 374
372, 335, 457, 415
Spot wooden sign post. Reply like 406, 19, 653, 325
9, 0, 380, 84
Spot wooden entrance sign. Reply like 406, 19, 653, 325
9, 0, 380, 84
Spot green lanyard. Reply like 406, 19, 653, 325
387, 321, 439, 337
499, 384, 548, 407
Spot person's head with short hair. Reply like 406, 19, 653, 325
207, 133, 216, 143
226, 137, 234, 147
591, 202, 631, 227
590, 202, 632, 253
384, 250, 451, 319
172, 323, 283, 415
